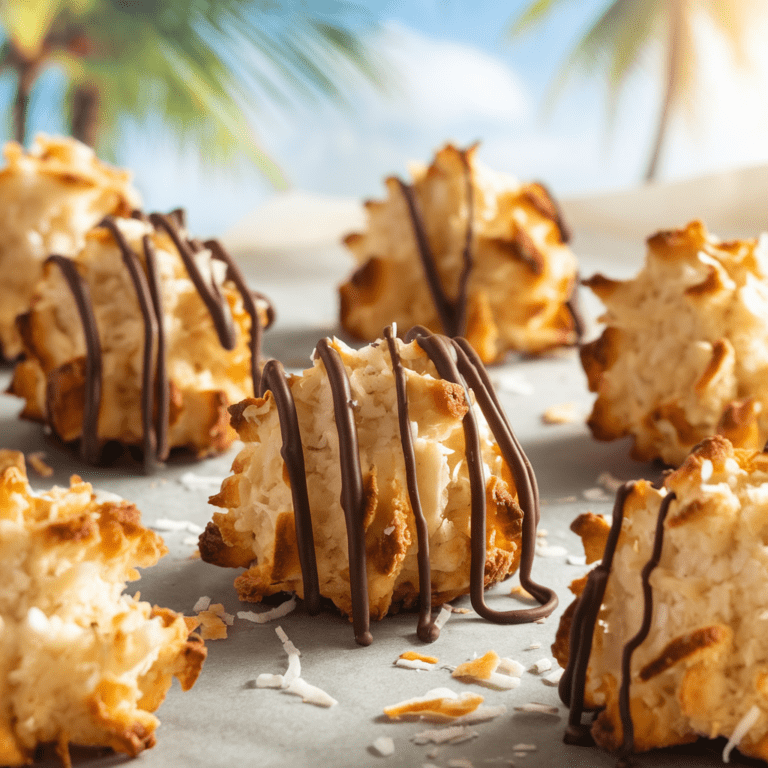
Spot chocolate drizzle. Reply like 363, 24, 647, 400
617, 491, 676, 758
397, 148, 474, 338
384, 326, 439, 642
51, 210, 273, 469
560, 485, 677, 759
45, 255, 102, 465
559, 482, 634, 743
314, 338, 373, 646
258, 359, 320, 615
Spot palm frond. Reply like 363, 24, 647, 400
509, 0, 577, 36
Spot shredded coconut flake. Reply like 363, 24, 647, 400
238, 596, 297, 624
452, 705, 507, 725
535, 544, 568, 558
371, 736, 395, 756
284, 677, 338, 708
256, 673, 284, 689
150, 518, 204, 534
447, 759, 474, 768
542, 402, 578, 424
514, 703, 559, 715
178, 471, 226, 489
412, 726, 476, 745
512, 744, 537, 752
492, 371, 534, 396
530, 659, 552, 674
723, 705, 761, 763
596, 471, 624, 493
582, 487, 607, 501
27, 452, 53, 477
542, 668, 564, 685
497, 658, 525, 677
433, 605, 452, 630
566, 555, 587, 566
525, 643, 541, 651
193, 596, 211, 612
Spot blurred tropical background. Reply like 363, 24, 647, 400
3, 0, 768, 235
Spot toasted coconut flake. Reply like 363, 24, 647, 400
27, 452, 53, 477
238, 596, 297, 624
396, 658, 436, 671
371, 736, 395, 756
400, 651, 439, 664
510, 585, 533, 600
723, 705, 761, 763
208, 603, 235, 625
452, 651, 500, 682
197, 610, 228, 640
284, 677, 338, 708
384, 688, 484, 722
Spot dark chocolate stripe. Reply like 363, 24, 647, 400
150, 212, 237, 351
259, 359, 320, 614
46, 255, 102, 464
315, 339, 373, 646
560, 482, 634, 744
618, 491, 676, 758
567, 274, 586, 342
141, 235, 170, 461
206, 238, 269, 394
405, 326, 557, 624
100, 217, 160, 472
397, 151, 474, 339
384, 327, 440, 642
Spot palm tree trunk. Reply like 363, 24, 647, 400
71, 84, 101, 147
13, 61, 37, 145
644, 0, 686, 182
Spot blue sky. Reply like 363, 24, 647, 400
11, 0, 768, 236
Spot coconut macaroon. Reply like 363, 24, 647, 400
339, 144, 580, 364
9, 211, 274, 468
0, 451, 206, 766
582, 220, 768, 465
201, 327, 556, 646
556, 436, 768, 763
0, 134, 140, 360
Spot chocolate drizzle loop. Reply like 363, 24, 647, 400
259, 359, 320, 614
46, 255, 102, 465
397, 148, 474, 339
559, 482, 634, 743
404, 325, 558, 624
205, 238, 268, 393
315, 339, 373, 646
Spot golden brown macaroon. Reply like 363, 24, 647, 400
9, 212, 274, 466
0, 134, 140, 360
339, 144, 580, 363
582, 220, 768, 465
0, 451, 205, 766
557, 436, 768, 763
201, 330, 555, 644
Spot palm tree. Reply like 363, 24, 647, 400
512, 0, 756, 182
0, 0, 381, 186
